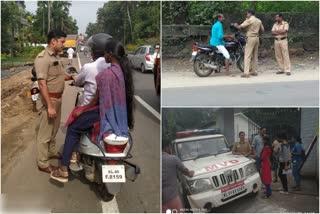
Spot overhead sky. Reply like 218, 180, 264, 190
24, 0, 108, 35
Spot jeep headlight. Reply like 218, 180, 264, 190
245, 162, 257, 177
188, 178, 213, 194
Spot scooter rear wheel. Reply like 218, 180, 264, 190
99, 183, 115, 202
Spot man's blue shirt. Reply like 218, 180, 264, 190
292, 143, 302, 161
210, 21, 225, 46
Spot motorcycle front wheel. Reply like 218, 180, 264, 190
236, 53, 244, 72
193, 53, 214, 77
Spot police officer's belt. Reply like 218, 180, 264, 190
246, 35, 259, 38
49, 93, 62, 99
274, 37, 287, 41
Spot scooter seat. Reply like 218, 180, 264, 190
103, 133, 128, 145
198, 44, 217, 51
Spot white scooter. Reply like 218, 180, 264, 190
68, 67, 141, 201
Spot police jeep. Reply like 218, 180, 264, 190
173, 129, 261, 212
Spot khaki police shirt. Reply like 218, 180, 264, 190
272, 21, 289, 39
232, 140, 252, 155
34, 47, 65, 93
240, 16, 264, 37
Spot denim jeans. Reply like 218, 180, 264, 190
256, 157, 261, 173
292, 159, 301, 187
278, 162, 288, 192
265, 184, 272, 197
61, 109, 100, 166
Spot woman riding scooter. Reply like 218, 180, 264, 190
50, 38, 135, 183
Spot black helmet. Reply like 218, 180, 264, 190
86, 33, 113, 59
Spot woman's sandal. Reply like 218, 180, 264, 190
50, 168, 69, 183
70, 152, 78, 164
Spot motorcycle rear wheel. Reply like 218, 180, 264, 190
236, 54, 244, 72
193, 53, 214, 77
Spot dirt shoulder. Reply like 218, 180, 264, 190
162, 52, 319, 88
1, 68, 37, 184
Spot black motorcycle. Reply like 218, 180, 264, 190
191, 24, 246, 77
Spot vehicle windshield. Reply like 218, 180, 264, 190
149, 47, 159, 55
176, 137, 230, 161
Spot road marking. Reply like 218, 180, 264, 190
134, 95, 160, 121
78, 53, 120, 213
101, 198, 119, 213
77, 52, 82, 69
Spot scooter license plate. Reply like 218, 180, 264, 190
102, 165, 126, 183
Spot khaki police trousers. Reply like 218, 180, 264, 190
36, 97, 62, 168
244, 37, 259, 75
274, 39, 291, 73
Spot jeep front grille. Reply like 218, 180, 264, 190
212, 167, 244, 188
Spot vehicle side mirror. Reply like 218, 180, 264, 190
66, 66, 78, 74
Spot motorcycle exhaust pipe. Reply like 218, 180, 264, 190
203, 63, 217, 70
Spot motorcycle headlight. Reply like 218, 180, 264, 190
245, 162, 257, 177
188, 178, 213, 194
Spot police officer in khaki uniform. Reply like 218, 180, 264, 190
35, 30, 73, 173
234, 9, 264, 78
272, 13, 291, 76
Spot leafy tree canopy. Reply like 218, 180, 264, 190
163, 1, 319, 25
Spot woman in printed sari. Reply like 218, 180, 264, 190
50, 39, 134, 183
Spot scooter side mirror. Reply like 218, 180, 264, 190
66, 66, 78, 74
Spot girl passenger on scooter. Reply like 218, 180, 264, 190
50, 39, 135, 183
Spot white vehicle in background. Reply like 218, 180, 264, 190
172, 129, 261, 212
128, 45, 158, 73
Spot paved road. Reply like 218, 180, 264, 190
162, 80, 319, 106
1, 54, 160, 213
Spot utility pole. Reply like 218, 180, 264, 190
42, 10, 45, 36
48, 0, 51, 33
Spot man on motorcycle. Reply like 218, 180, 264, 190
210, 14, 235, 76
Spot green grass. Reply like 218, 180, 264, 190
1, 57, 34, 70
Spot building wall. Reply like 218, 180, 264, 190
234, 113, 261, 143
216, 108, 235, 145
300, 108, 319, 176
234, 115, 249, 143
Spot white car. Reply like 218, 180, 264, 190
128, 45, 158, 73
173, 129, 261, 212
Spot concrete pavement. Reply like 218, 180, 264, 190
162, 57, 319, 106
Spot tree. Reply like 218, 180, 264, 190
163, 1, 319, 25
87, 1, 160, 45
1, 1, 25, 55
85, 22, 101, 38
32, 0, 78, 43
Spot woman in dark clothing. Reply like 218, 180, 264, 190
260, 136, 272, 198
